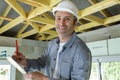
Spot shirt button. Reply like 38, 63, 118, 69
51, 69, 54, 71
54, 58, 56, 61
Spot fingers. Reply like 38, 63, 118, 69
25, 72, 33, 80
24, 71, 48, 80
12, 52, 26, 66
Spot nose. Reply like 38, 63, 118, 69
59, 19, 65, 26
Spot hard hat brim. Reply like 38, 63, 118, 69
52, 7, 78, 20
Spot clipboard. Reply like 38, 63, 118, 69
7, 40, 26, 75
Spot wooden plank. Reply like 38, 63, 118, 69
0, 16, 24, 34
17, 0, 41, 7
5, 0, 26, 17
88, 0, 111, 17
27, 6, 51, 19
46, 35, 58, 40
26, 20, 39, 31
75, 22, 101, 32
104, 14, 120, 24
16, 24, 29, 38
39, 25, 55, 33
21, 29, 38, 38
49, 0, 62, 6
30, 16, 54, 26
7, 57, 26, 75
83, 15, 104, 24
0, 6, 11, 25
29, 0, 49, 6
80, 0, 118, 17
41, 30, 57, 35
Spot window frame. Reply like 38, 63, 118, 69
0, 59, 16, 80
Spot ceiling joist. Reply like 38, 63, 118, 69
0, 16, 25, 34
0, 6, 11, 25
80, 0, 119, 17
5, 0, 26, 17
27, 6, 52, 19
88, 0, 111, 17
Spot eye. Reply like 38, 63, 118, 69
65, 17, 70, 20
56, 17, 61, 20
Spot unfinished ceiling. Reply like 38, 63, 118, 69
0, 0, 120, 41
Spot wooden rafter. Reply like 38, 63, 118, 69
88, 0, 111, 17
80, 0, 119, 17
21, 29, 38, 38
5, 0, 26, 17
0, 16, 25, 34
0, 6, 11, 25
16, 24, 29, 38
83, 15, 104, 24
27, 6, 52, 19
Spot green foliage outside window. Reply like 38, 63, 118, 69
102, 62, 120, 80
90, 62, 120, 80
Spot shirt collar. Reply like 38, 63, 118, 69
55, 32, 77, 48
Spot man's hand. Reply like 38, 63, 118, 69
24, 71, 48, 80
12, 52, 27, 67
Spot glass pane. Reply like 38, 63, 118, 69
101, 62, 120, 80
89, 63, 99, 80
0, 65, 10, 80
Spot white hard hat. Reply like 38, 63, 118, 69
52, 0, 78, 20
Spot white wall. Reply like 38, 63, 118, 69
77, 24, 120, 42
0, 36, 48, 59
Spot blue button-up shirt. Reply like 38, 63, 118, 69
25, 33, 92, 80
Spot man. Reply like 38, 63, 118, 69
13, 0, 92, 80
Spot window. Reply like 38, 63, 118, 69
0, 47, 16, 80
102, 62, 120, 80
89, 63, 99, 80
90, 56, 120, 80
0, 60, 16, 80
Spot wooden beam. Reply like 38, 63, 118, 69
16, 24, 29, 38
27, 6, 51, 19
21, 29, 38, 38
75, 22, 101, 32
80, 0, 118, 17
104, 14, 120, 24
29, 0, 50, 6
39, 25, 55, 33
0, 16, 28, 24
83, 15, 104, 24
5, 0, 26, 17
42, 13, 54, 20
46, 35, 58, 40
38, 36, 46, 40
88, 0, 111, 17
41, 30, 57, 35
17, 0, 41, 7
25, 20, 39, 31
75, 14, 120, 33
0, 6, 11, 25
0, 16, 25, 34
49, 0, 62, 6
30, 16, 54, 26
0, 16, 13, 22
37, 33, 47, 40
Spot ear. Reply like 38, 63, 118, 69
73, 20, 78, 27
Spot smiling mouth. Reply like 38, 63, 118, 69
58, 26, 66, 30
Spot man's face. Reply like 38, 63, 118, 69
55, 11, 76, 36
